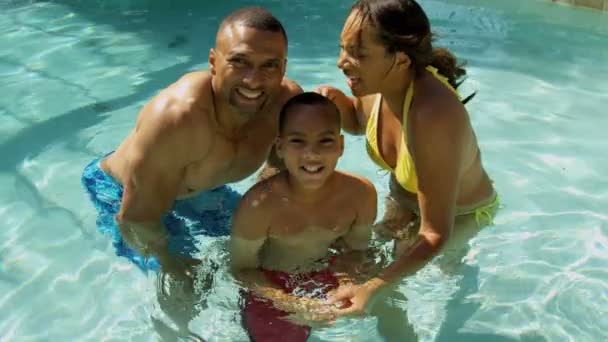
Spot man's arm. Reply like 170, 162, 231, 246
257, 78, 303, 181
256, 145, 284, 181
116, 94, 211, 267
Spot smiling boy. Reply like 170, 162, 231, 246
229, 92, 377, 341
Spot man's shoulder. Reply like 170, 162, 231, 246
146, 72, 213, 126
166, 70, 213, 111
173, 70, 213, 90
278, 77, 303, 104
132, 72, 215, 154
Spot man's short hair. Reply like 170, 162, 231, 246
218, 7, 287, 46
279, 92, 341, 133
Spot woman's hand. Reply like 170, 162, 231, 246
313, 85, 364, 134
325, 278, 385, 317
313, 85, 342, 99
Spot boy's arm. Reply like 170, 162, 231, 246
341, 180, 378, 250
229, 189, 276, 292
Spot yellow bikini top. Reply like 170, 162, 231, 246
365, 66, 460, 194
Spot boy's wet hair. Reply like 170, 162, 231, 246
218, 7, 287, 47
279, 92, 341, 133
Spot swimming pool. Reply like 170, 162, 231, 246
1, 0, 607, 340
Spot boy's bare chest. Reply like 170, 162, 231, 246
268, 203, 357, 242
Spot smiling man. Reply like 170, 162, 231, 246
81, 7, 301, 280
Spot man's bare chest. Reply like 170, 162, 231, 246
182, 132, 274, 192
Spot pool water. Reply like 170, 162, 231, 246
1, 0, 607, 341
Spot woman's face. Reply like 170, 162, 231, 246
337, 10, 397, 97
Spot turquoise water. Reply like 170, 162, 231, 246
1, 0, 607, 341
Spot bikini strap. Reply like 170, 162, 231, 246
371, 93, 382, 122
425, 65, 460, 97
401, 80, 415, 132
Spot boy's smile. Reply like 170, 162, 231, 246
277, 103, 344, 192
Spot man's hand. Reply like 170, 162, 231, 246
158, 253, 201, 292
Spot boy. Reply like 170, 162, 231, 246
229, 92, 377, 341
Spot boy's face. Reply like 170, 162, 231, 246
277, 104, 344, 190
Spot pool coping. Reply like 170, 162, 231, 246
550, 0, 608, 11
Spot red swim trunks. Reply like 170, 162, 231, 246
242, 267, 341, 342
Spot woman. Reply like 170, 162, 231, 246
316, 0, 498, 315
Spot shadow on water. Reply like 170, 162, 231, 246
0, 59, 194, 172
0, 0, 353, 171
435, 262, 546, 342
433, 263, 537, 342
4, 0, 606, 172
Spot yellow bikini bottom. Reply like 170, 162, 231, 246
388, 191, 500, 240
455, 191, 500, 227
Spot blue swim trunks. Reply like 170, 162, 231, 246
81, 154, 242, 272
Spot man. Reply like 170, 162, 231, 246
81, 7, 301, 280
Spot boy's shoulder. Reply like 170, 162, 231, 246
240, 172, 287, 208
332, 171, 376, 197
331, 171, 377, 222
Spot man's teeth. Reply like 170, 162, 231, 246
302, 165, 322, 172
237, 88, 263, 99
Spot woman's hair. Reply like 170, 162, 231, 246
351, 0, 475, 103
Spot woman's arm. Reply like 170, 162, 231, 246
329, 99, 467, 315
315, 86, 367, 135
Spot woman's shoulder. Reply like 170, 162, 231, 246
412, 74, 469, 130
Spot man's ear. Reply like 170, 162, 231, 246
209, 48, 216, 75
282, 58, 288, 76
